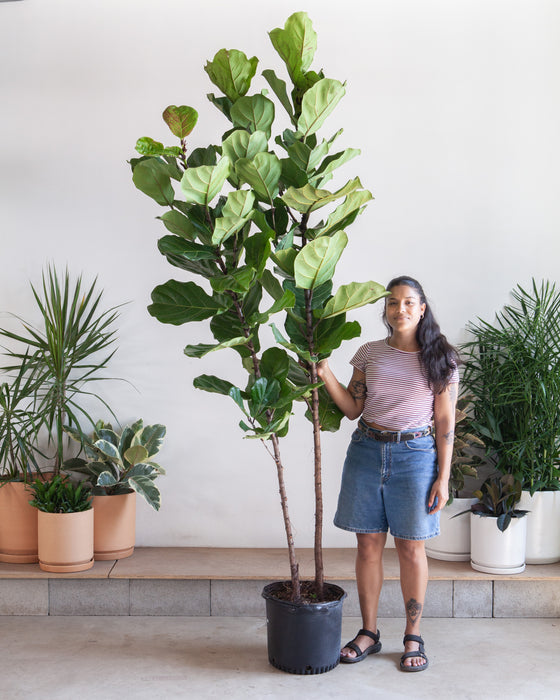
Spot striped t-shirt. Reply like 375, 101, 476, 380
350, 339, 459, 430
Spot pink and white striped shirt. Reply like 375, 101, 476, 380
350, 339, 459, 430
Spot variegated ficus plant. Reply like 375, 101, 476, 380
131, 11, 387, 602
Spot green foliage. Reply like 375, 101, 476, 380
462, 279, 560, 493
447, 395, 484, 501
131, 11, 386, 443
131, 11, 388, 597
63, 420, 166, 512
0, 266, 121, 473
0, 354, 45, 482
29, 474, 92, 514
455, 474, 528, 532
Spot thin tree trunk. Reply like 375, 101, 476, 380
271, 433, 301, 602
304, 289, 324, 598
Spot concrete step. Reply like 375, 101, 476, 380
1, 548, 558, 617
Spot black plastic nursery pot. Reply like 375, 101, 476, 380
262, 581, 347, 675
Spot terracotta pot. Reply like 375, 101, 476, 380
37, 509, 94, 573
518, 490, 560, 564
93, 491, 136, 560
0, 481, 39, 563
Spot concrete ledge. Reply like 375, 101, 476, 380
0, 548, 558, 617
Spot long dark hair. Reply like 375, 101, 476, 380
383, 276, 459, 394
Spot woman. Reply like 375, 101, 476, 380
318, 276, 459, 672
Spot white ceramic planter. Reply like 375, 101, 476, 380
426, 498, 477, 561
470, 512, 527, 575
518, 490, 560, 564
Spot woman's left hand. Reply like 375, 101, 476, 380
428, 477, 449, 514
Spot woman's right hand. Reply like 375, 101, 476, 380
316, 358, 329, 379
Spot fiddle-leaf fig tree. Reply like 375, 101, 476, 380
131, 11, 387, 602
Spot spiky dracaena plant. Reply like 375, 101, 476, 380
131, 12, 387, 601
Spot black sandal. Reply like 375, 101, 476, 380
400, 634, 429, 672
340, 628, 382, 664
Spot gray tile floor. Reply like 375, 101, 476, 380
1, 616, 557, 699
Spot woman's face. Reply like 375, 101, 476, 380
385, 285, 426, 334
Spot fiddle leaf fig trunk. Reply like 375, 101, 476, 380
132, 11, 387, 601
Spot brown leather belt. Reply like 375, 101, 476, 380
358, 418, 432, 443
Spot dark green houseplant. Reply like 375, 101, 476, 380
28, 473, 95, 572
131, 11, 387, 673
461, 279, 560, 494
461, 279, 560, 564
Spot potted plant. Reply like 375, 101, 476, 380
456, 474, 529, 574
28, 474, 94, 572
0, 356, 45, 563
131, 11, 387, 674
0, 265, 121, 564
64, 419, 166, 559
426, 395, 483, 562
461, 279, 560, 564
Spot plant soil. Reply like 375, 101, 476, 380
267, 580, 345, 604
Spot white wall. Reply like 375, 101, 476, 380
1, 0, 559, 549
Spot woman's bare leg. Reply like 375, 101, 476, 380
341, 532, 387, 659
394, 537, 429, 668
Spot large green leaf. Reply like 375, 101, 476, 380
221, 130, 268, 165
260, 347, 290, 382
317, 189, 373, 237
180, 157, 231, 206
158, 236, 216, 262
135, 137, 182, 158
193, 374, 235, 396
262, 69, 295, 122
269, 11, 317, 87
158, 211, 196, 240
148, 280, 225, 325
313, 148, 360, 184
297, 79, 346, 139
184, 337, 251, 358
250, 289, 295, 325
271, 247, 297, 276
281, 177, 362, 214
212, 190, 255, 246
294, 231, 348, 289
320, 281, 388, 319
235, 152, 281, 202
243, 233, 272, 277
132, 158, 175, 206
210, 266, 254, 294
305, 385, 345, 432
162, 105, 199, 139
270, 323, 315, 363
314, 317, 361, 355
204, 49, 259, 102
231, 95, 275, 137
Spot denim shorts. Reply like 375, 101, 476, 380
334, 425, 440, 540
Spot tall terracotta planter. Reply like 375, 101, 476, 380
92, 491, 136, 560
518, 490, 560, 564
37, 508, 94, 572
0, 481, 39, 563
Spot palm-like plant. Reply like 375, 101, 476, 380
0, 354, 44, 482
0, 266, 120, 473
461, 279, 560, 494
